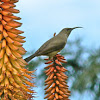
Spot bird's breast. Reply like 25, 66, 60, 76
47, 50, 60, 58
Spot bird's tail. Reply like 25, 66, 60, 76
24, 53, 36, 63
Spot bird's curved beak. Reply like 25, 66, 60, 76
72, 27, 83, 30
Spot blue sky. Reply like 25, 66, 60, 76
15, 0, 100, 100
16, 0, 100, 52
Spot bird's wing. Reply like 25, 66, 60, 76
37, 38, 66, 55
42, 42, 65, 55
34, 38, 53, 55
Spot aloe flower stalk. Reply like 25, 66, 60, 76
44, 54, 70, 100
0, 0, 35, 99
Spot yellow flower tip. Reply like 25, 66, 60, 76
26, 70, 36, 74
12, 88, 33, 100
24, 80, 34, 87
21, 84, 28, 89
25, 88, 34, 93
19, 68, 27, 72
23, 73, 32, 79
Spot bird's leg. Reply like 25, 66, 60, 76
52, 56, 57, 65
53, 56, 57, 60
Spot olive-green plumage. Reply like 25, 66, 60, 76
25, 27, 82, 62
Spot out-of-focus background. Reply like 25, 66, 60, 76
16, 0, 100, 100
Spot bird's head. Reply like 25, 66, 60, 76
60, 27, 82, 36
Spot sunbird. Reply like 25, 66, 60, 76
24, 27, 82, 62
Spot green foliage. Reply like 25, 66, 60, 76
26, 38, 100, 100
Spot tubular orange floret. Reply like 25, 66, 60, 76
0, 24, 3, 32
0, 0, 35, 99
0, 14, 2, 21
44, 54, 70, 100
1, 20, 7, 25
